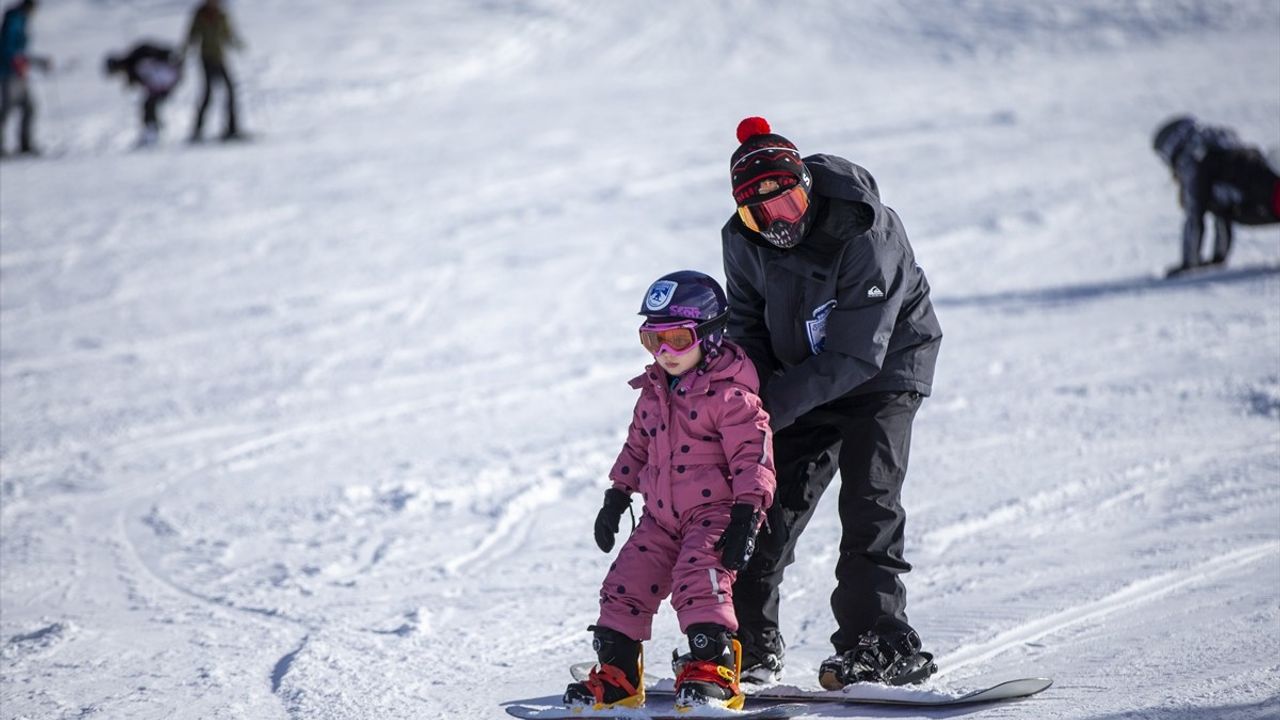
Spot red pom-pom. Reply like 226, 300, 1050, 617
736, 117, 771, 143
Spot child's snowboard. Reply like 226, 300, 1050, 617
504, 703, 807, 719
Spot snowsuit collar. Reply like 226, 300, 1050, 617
628, 342, 758, 395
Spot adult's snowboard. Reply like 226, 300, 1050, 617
568, 662, 1052, 708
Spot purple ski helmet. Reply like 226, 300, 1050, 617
638, 270, 729, 353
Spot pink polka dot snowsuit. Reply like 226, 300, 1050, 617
598, 341, 776, 641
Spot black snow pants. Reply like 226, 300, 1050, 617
192, 57, 237, 138
0, 74, 35, 153
143, 90, 171, 131
1220, 148, 1280, 226
732, 390, 922, 657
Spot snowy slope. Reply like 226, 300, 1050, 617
2, 1, 1279, 719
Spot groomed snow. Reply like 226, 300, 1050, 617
2, 2, 1278, 718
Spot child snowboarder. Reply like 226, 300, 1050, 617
1152, 115, 1280, 277
105, 42, 182, 146
564, 270, 776, 712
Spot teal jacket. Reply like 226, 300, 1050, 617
0, 4, 31, 79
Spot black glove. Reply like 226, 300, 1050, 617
714, 503, 760, 571
594, 488, 632, 553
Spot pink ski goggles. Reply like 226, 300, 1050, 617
639, 320, 703, 356
737, 184, 810, 233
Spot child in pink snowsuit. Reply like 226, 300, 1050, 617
564, 270, 775, 712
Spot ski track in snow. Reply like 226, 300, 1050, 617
935, 540, 1280, 677
919, 441, 1271, 556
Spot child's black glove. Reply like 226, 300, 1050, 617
714, 503, 760, 570
594, 488, 632, 553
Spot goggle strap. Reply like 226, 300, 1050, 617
696, 313, 728, 338
733, 171, 800, 202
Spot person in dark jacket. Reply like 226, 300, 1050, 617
0, 0, 50, 156
721, 117, 942, 689
105, 42, 182, 145
180, 0, 243, 141
1152, 115, 1280, 278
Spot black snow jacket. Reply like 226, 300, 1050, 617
721, 154, 942, 431
111, 42, 181, 95
1170, 126, 1280, 262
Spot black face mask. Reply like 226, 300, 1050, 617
760, 201, 816, 249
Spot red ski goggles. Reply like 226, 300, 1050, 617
737, 184, 811, 234
639, 320, 703, 356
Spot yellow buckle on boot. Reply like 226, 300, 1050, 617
676, 640, 746, 712
725, 639, 745, 710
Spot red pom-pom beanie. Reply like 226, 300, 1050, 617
730, 117, 811, 204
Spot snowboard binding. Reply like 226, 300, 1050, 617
819, 623, 937, 689
563, 626, 645, 709
672, 624, 745, 711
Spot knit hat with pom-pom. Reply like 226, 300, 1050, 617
730, 117, 812, 204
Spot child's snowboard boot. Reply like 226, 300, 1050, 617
563, 625, 645, 709
673, 624, 744, 711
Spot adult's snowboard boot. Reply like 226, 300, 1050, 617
563, 625, 645, 709
738, 627, 785, 684
673, 624, 744, 711
818, 619, 937, 689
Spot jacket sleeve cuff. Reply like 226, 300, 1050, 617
732, 492, 767, 513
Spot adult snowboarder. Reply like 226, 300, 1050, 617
1152, 115, 1280, 277
565, 271, 776, 712
179, 0, 243, 141
105, 42, 182, 146
0, 0, 50, 157
721, 117, 942, 689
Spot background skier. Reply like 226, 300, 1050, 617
565, 271, 775, 712
105, 42, 182, 146
180, 0, 243, 141
1152, 115, 1280, 277
0, 0, 50, 157
721, 117, 943, 688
